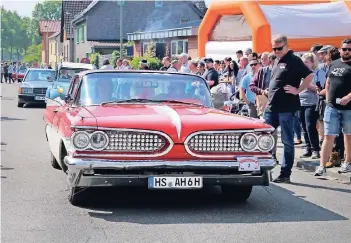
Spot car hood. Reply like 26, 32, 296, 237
21, 81, 53, 88
80, 104, 272, 143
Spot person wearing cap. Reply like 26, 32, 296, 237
310, 44, 323, 57
100, 59, 114, 70
203, 58, 219, 88
167, 60, 180, 72
139, 59, 149, 70
178, 53, 190, 73
317, 45, 333, 74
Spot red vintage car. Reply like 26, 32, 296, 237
44, 70, 276, 205
13, 66, 27, 82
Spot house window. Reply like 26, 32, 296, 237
171, 40, 188, 56
155, 0, 163, 7
81, 25, 85, 42
143, 42, 149, 55
76, 28, 80, 43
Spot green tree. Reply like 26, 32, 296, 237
23, 44, 42, 64
28, 0, 62, 45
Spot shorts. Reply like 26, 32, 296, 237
324, 105, 351, 135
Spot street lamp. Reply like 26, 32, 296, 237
117, 1, 123, 58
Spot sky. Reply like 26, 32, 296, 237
0, 0, 212, 17
1, 0, 43, 17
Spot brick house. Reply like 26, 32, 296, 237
60, 0, 93, 62
38, 20, 61, 64
48, 31, 63, 68
128, 20, 201, 59
128, 1, 207, 59
71, 0, 206, 60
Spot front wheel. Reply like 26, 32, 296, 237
50, 153, 61, 170
221, 185, 253, 202
17, 102, 24, 108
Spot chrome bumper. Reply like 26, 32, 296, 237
64, 157, 276, 188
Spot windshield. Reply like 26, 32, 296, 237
76, 72, 212, 107
24, 70, 56, 82
58, 68, 87, 81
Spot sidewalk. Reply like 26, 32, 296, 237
275, 132, 351, 183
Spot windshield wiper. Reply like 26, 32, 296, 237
101, 98, 157, 105
101, 99, 207, 107
155, 100, 206, 107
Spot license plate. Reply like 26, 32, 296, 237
148, 176, 203, 189
238, 157, 260, 171
35, 96, 45, 100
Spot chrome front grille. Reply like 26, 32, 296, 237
33, 88, 47, 95
104, 130, 169, 153
186, 133, 244, 153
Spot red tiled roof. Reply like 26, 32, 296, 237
39, 20, 61, 34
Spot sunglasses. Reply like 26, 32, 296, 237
342, 48, 351, 52
272, 44, 286, 52
250, 63, 259, 67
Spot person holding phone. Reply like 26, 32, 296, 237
299, 53, 326, 159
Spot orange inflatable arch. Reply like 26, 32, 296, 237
198, 0, 351, 57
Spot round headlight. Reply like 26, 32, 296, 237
240, 133, 258, 151
72, 131, 90, 150
90, 131, 109, 150
258, 134, 275, 152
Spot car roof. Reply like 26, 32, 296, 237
78, 69, 204, 79
59, 62, 94, 69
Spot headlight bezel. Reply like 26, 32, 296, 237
240, 132, 275, 152
72, 131, 90, 150
257, 134, 275, 152
240, 132, 258, 152
89, 131, 109, 151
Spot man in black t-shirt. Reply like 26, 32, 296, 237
315, 38, 351, 176
203, 58, 219, 88
263, 35, 314, 183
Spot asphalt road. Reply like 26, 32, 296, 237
1, 83, 351, 243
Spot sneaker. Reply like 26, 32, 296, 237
338, 162, 351, 174
300, 150, 312, 158
314, 166, 326, 176
272, 175, 291, 183
311, 151, 320, 159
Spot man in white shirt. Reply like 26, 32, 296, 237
100, 59, 114, 70
178, 53, 190, 73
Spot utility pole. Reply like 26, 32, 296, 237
44, 25, 48, 65
119, 0, 123, 58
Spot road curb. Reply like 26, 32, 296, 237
295, 160, 351, 183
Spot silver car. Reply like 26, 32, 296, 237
17, 68, 56, 107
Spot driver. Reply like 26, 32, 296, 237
93, 79, 115, 104
60, 70, 71, 79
